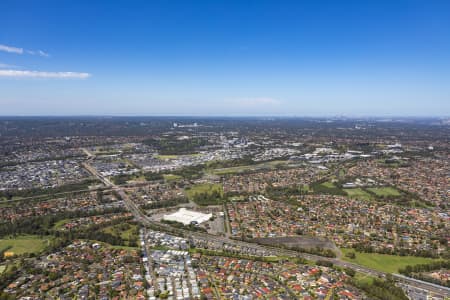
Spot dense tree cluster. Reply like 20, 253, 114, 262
311, 181, 347, 196
141, 197, 188, 210
206, 157, 255, 169
0, 179, 100, 200
170, 164, 205, 180
0, 207, 125, 237
190, 190, 224, 206
143, 172, 164, 181
399, 260, 450, 287
144, 137, 210, 155
290, 246, 337, 258
352, 242, 439, 258
352, 276, 408, 300
316, 260, 333, 267
112, 171, 165, 185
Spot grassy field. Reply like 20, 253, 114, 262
0, 265, 6, 274
186, 183, 224, 205
186, 183, 223, 198
128, 174, 147, 182
321, 181, 336, 188
311, 181, 347, 196
353, 272, 375, 285
163, 174, 183, 181
366, 187, 402, 197
210, 166, 249, 175
0, 196, 20, 202
156, 154, 180, 160
229, 195, 246, 202
344, 188, 373, 200
102, 223, 139, 243
0, 235, 50, 255
341, 248, 438, 273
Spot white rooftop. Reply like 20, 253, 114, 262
163, 208, 212, 225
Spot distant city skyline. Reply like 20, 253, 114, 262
1, 0, 450, 116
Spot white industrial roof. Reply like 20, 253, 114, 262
163, 208, 212, 225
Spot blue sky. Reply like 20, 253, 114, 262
1, 0, 449, 116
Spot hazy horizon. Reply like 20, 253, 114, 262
0, 114, 448, 119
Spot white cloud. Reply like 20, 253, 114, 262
26, 50, 50, 57
0, 70, 91, 79
1, 44, 50, 57
38, 50, 50, 57
227, 97, 281, 106
0, 44, 23, 54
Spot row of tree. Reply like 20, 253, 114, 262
399, 260, 450, 287
0, 179, 100, 200
352, 242, 440, 258
141, 197, 188, 210
0, 207, 126, 237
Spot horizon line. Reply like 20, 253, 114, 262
0, 114, 448, 119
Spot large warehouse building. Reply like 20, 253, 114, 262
163, 208, 212, 226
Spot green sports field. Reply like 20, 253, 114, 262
341, 248, 438, 273
344, 188, 372, 200
0, 235, 50, 255
163, 174, 183, 181
366, 187, 402, 197
185, 183, 224, 205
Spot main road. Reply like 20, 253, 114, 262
82, 160, 450, 298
